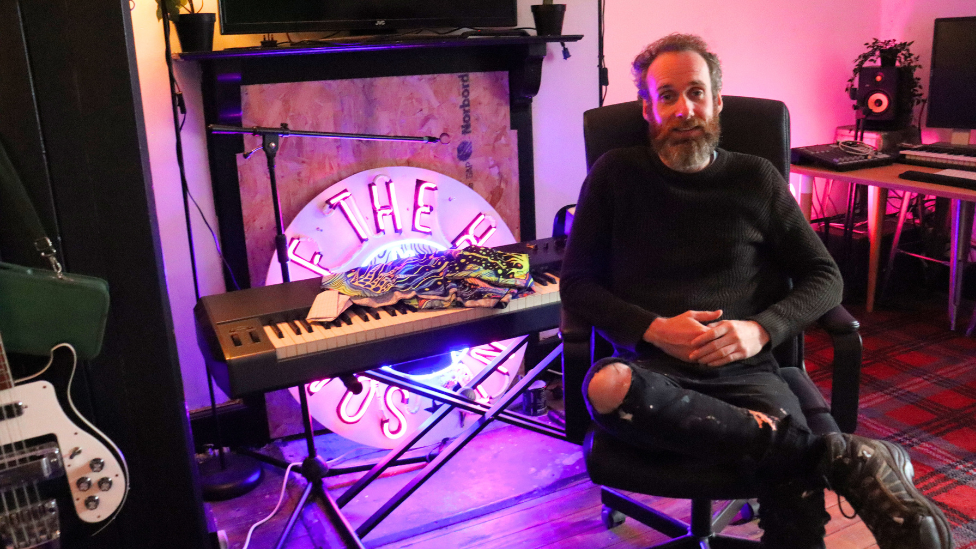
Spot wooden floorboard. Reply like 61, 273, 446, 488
367, 480, 877, 549
208, 433, 880, 549
210, 463, 880, 549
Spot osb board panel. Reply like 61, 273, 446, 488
237, 71, 519, 286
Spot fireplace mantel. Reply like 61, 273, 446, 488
180, 34, 582, 288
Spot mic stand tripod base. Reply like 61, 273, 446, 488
199, 451, 264, 502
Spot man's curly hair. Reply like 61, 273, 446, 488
632, 33, 723, 102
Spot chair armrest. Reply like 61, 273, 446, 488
560, 308, 591, 343
816, 305, 860, 334
816, 305, 862, 434
561, 309, 595, 444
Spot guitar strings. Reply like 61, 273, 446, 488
0, 333, 44, 546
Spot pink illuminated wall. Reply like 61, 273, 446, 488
600, 0, 974, 213
602, 0, 976, 148
602, 0, 885, 153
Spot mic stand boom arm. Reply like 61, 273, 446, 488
206, 122, 444, 549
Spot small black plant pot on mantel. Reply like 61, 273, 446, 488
531, 4, 566, 36
174, 12, 216, 53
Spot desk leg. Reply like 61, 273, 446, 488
798, 174, 814, 221
949, 200, 974, 330
866, 186, 888, 313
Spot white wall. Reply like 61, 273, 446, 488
129, 0, 598, 410
525, 0, 600, 236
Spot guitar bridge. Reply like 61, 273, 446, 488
0, 442, 65, 491
0, 498, 60, 549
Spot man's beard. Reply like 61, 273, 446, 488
650, 114, 721, 173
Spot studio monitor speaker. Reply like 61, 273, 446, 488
857, 66, 900, 122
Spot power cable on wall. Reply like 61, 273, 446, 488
597, 0, 608, 105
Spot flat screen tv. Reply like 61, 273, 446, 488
926, 16, 976, 131
218, 0, 518, 35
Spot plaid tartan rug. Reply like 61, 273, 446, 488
805, 296, 976, 548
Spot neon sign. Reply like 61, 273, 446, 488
271, 166, 521, 448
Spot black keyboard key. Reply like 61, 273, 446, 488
351, 307, 369, 322
287, 320, 301, 335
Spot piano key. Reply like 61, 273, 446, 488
278, 321, 306, 356
351, 307, 370, 322
263, 324, 294, 360
311, 322, 336, 351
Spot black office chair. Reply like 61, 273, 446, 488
560, 97, 864, 548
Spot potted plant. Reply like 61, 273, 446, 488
158, 0, 216, 52
846, 38, 924, 129
531, 0, 566, 37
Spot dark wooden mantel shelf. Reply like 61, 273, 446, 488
179, 33, 582, 288
180, 34, 583, 60
179, 34, 582, 106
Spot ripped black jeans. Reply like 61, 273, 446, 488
583, 355, 820, 472
583, 355, 830, 548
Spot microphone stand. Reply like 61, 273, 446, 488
208, 123, 443, 549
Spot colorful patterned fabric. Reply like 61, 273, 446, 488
320, 246, 533, 310
806, 300, 976, 548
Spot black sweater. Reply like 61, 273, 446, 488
559, 146, 843, 367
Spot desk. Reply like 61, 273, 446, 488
792, 163, 975, 327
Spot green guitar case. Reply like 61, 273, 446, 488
0, 142, 109, 360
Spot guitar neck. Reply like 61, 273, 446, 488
0, 333, 15, 391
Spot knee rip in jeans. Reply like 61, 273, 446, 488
587, 362, 633, 416
748, 409, 780, 431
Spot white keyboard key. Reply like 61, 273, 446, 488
264, 324, 295, 360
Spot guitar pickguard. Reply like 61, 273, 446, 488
0, 381, 125, 524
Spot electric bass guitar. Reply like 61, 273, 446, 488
0, 332, 127, 548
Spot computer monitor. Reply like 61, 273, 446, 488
926, 16, 976, 141
218, 0, 518, 35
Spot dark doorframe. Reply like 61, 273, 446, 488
0, 0, 210, 547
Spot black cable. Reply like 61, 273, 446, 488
597, 0, 608, 105
162, 10, 239, 473
161, 14, 241, 291
162, 11, 201, 301
186, 189, 242, 291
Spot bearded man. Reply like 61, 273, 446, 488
559, 33, 951, 549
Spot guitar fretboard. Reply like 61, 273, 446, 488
0, 334, 15, 392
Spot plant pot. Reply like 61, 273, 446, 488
531, 4, 566, 37
880, 47, 899, 67
174, 12, 216, 53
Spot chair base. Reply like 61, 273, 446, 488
601, 488, 761, 549
650, 534, 762, 549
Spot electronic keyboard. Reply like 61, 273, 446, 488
195, 238, 564, 397
899, 143, 976, 172
898, 168, 976, 191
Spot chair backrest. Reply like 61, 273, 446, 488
562, 96, 799, 443
582, 96, 791, 178
579, 95, 800, 369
